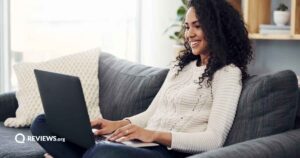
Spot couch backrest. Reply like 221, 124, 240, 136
225, 70, 299, 146
98, 52, 169, 120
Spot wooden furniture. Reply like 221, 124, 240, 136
228, 0, 300, 40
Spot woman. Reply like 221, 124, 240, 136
31, 0, 253, 157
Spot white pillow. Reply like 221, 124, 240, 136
4, 48, 102, 127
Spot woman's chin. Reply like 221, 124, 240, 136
191, 50, 200, 56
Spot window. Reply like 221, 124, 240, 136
0, 0, 10, 93
9, 0, 139, 90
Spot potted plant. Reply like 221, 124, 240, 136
273, 3, 290, 26
164, 0, 188, 55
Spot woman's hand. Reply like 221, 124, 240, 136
107, 124, 156, 143
90, 118, 130, 135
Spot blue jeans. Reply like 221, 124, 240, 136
31, 114, 192, 158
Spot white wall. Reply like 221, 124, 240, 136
141, 0, 182, 68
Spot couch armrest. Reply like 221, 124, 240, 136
0, 92, 18, 121
188, 129, 300, 158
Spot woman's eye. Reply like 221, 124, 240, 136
184, 26, 190, 30
195, 25, 201, 28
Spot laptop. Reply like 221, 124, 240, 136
34, 69, 159, 149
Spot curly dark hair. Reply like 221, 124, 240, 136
175, 0, 253, 87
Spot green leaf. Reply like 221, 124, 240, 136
174, 31, 181, 37
169, 35, 176, 40
176, 6, 186, 22
181, 0, 189, 7
165, 1, 188, 43
276, 3, 288, 11
177, 6, 186, 17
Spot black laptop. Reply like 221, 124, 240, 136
34, 69, 104, 149
34, 69, 158, 149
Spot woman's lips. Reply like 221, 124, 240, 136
190, 41, 200, 48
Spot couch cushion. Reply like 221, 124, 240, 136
0, 122, 44, 158
0, 92, 18, 122
99, 53, 169, 120
225, 70, 299, 145
189, 128, 300, 158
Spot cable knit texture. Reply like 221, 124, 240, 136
4, 48, 102, 128
127, 60, 242, 153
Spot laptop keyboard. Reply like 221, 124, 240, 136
95, 136, 106, 142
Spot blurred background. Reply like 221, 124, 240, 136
0, 0, 182, 92
1, 0, 300, 93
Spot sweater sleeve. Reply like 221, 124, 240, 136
170, 64, 242, 153
124, 67, 174, 128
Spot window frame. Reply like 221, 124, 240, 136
0, 0, 11, 93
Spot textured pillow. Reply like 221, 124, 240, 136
225, 70, 299, 145
4, 48, 102, 127
98, 52, 169, 120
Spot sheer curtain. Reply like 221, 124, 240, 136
9, 0, 139, 90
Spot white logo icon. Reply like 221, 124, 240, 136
15, 133, 25, 144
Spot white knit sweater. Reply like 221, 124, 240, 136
127, 60, 242, 153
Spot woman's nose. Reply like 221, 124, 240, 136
187, 28, 196, 38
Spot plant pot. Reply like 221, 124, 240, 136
273, 11, 290, 26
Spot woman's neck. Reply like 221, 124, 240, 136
199, 54, 209, 66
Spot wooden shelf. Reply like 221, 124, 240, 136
228, 0, 300, 40
294, 0, 300, 34
294, 34, 300, 39
249, 33, 300, 40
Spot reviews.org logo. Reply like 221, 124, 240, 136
15, 133, 65, 144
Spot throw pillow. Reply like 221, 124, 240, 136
4, 48, 102, 127
225, 70, 299, 145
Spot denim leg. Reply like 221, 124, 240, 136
30, 114, 86, 158
83, 142, 192, 158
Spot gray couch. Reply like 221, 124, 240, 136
0, 52, 299, 158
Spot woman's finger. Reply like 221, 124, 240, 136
94, 129, 108, 135
91, 119, 102, 128
118, 134, 135, 142
109, 125, 133, 141
111, 124, 130, 137
110, 129, 130, 141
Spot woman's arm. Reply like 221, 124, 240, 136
170, 64, 242, 153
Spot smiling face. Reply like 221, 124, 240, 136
184, 7, 208, 56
